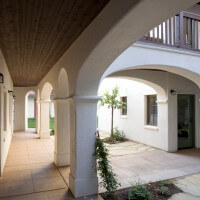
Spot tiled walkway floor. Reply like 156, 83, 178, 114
0, 131, 73, 200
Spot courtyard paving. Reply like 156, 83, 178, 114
1, 131, 200, 199
106, 141, 200, 191
99, 131, 200, 191
170, 173, 200, 199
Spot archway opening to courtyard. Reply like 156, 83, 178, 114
96, 68, 200, 192
40, 82, 54, 139
25, 90, 36, 132
98, 76, 165, 149
50, 91, 55, 137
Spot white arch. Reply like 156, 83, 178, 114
112, 76, 167, 102
25, 90, 36, 131
103, 44, 200, 88
108, 69, 170, 101
75, 1, 198, 96
56, 68, 69, 98
41, 82, 53, 100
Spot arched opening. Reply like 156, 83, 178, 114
98, 77, 167, 150
56, 68, 69, 98
50, 90, 55, 137
54, 68, 70, 167
40, 82, 54, 139
95, 65, 200, 190
25, 91, 36, 132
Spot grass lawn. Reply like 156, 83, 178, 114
28, 117, 54, 129
28, 118, 36, 128
50, 117, 54, 129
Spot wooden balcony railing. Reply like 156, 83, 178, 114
141, 12, 200, 51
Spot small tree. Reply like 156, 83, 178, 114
100, 86, 126, 138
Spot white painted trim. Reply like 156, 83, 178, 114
120, 115, 127, 119
36, 99, 51, 103
53, 97, 72, 103
157, 100, 168, 103
144, 125, 158, 131
134, 42, 200, 57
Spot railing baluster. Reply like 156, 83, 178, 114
188, 18, 192, 48
195, 20, 198, 49
169, 18, 172, 45
161, 22, 164, 43
165, 20, 168, 44
192, 19, 195, 49
141, 11, 200, 51
179, 12, 185, 48
197, 21, 199, 50
152, 28, 155, 39
173, 16, 176, 46
157, 25, 160, 41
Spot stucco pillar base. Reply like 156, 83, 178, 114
69, 173, 98, 198
54, 152, 70, 166
40, 130, 50, 139
53, 98, 71, 167
69, 95, 100, 198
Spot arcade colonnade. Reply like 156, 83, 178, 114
33, 67, 99, 197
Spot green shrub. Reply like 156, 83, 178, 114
156, 186, 170, 196
112, 127, 125, 142
95, 134, 119, 197
128, 183, 150, 200
160, 180, 172, 187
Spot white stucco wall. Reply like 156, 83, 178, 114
98, 78, 168, 150
98, 75, 200, 151
0, 50, 13, 175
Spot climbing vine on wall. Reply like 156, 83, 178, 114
95, 131, 120, 197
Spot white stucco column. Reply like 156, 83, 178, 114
40, 100, 51, 139
36, 100, 40, 134
53, 98, 70, 166
69, 95, 100, 198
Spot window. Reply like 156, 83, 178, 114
121, 96, 127, 116
147, 95, 157, 126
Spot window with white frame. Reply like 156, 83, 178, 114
147, 95, 157, 126
121, 96, 127, 116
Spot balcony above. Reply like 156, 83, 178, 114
141, 8, 200, 52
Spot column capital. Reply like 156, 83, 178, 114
73, 95, 100, 103
36, 99, 51, 103
53, 97, 73, 103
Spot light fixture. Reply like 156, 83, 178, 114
170, 89, 176, 95
0, 73, 3, 83
8, 90, 13, 94
13, 95, 16, 100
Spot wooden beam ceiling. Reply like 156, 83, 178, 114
0, 0, 110, 86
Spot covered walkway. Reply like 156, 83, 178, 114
0, 131, 72, 199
